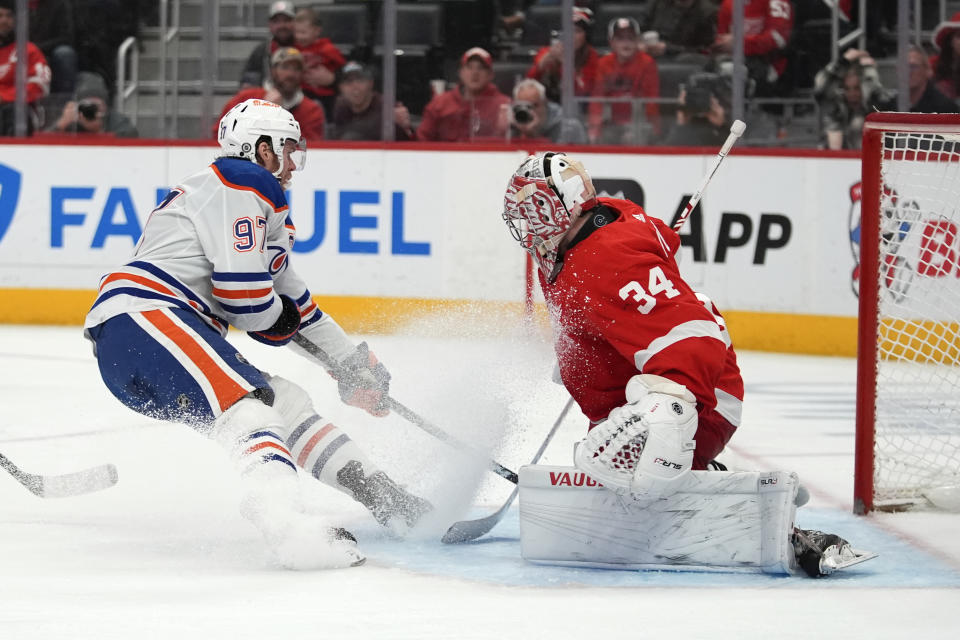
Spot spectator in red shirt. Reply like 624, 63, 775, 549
0, 0, 50, 135
293, 6, 346, 117
417, 47, 510, 143
588, 17, 661, 145
239, 1, 296, 89
525, 6, 599, 103
216, 47, 325, 142
713, 0, 794, 95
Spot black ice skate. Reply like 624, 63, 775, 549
337, 460, 434, 535
792, 528, 878, 577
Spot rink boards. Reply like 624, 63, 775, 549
0, 142, 869, 354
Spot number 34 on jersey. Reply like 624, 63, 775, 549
619, 266, 680, 314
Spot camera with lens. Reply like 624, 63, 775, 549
78, 100, 100, 120
512, 100, 536, 126
682, 72, 729, 115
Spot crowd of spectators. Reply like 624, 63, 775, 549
0, 0, 143, 137
6, 1, 960, 148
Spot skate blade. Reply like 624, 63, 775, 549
822, 548, 878, 573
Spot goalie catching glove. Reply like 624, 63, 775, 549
334, 342, 391, 417
574, 374, 697, 499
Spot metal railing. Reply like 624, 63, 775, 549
158, 0, 181, 137
115, 37, 140, 124
103, 0, 944, 143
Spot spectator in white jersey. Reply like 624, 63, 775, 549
83, 98, 432, 570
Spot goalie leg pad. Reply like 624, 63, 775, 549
519, 465, 800, 574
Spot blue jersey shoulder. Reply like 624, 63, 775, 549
212, 157, 287, 210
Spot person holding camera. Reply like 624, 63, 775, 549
507, 78, 586, 144
664, 73, 730, 146
47, 72, 137, 137
813, 48, 891, 150
525, 7, 599, 103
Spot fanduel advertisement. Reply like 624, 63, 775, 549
0, 144, 863, 317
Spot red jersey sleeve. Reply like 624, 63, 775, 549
316, 40, 346, 71
0, 43, 50, 103
719, 0, 793, 56
745, 0, 793, 56
526, 47, 553, 80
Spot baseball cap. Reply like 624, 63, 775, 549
341, 61, 373, 81
608, 17, 640, 40
460, 46, 493, 69
271, 47, 303, 67
573, 7, 594, 27
269, 1, 295, 19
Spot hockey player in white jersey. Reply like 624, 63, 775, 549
83, 98, 431, 569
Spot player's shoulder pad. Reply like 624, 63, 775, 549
597, 196, 643, 216
211, 157, 287, 211
599, 196, 681, 256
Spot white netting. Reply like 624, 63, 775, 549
869, 130, 960, 507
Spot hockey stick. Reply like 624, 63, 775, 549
291, 334, 520, 484
0, 452, 118, 498
672, 119, 747, 233
441, 396, 575, 544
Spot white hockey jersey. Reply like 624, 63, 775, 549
84, 157, 323, 336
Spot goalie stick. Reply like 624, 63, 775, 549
0, 452, 118, 498
441, 396, 575, 544
672, 119, 746, 233
291, 333, 520, 484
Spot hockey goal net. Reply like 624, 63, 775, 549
855, 113, 960, 513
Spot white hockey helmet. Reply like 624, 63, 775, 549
217, 98, 306, 178
502, 152, 597, 282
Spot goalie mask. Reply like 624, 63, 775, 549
502, 152, 597, 282
217, 98, 307, 180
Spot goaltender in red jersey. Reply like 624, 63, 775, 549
501, 152, 877, 577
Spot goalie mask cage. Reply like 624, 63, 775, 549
855, 112, 960, 514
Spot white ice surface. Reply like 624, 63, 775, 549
1, 322, 958, 639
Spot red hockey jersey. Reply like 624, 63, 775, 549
541, 198, 743, 467
717, 0, 793, 77
0, 41, 50, 103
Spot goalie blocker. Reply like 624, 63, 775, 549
518, 466, 877, 576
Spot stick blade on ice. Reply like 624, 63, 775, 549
38, 464, 119, 498
442, 487, 519, 544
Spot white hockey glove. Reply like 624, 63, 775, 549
574, 374, 698, 499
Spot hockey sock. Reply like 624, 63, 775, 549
212, 397, 299, 480
285, 414, 378, 490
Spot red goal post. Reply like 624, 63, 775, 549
855, 112, 960, 514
